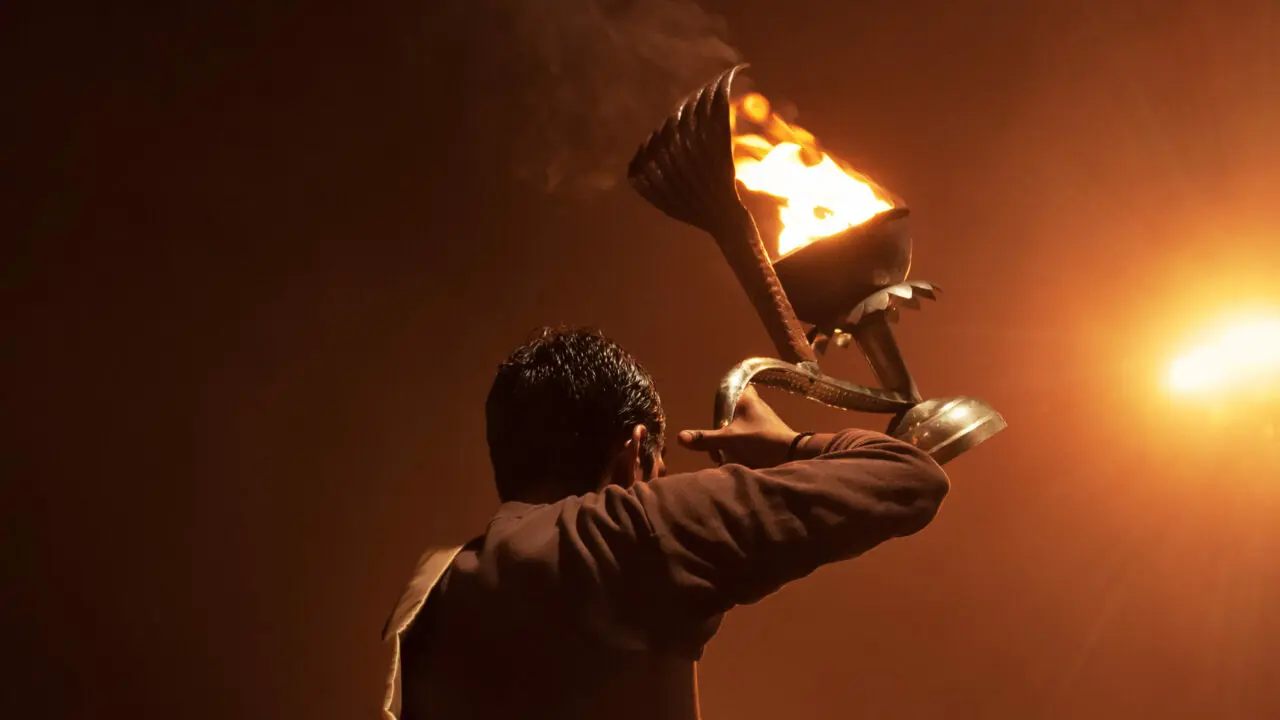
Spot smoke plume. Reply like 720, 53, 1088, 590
486, 0, 742, 195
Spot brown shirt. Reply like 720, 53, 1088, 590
393, 429, 949, 720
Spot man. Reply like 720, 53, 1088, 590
383, 326, 950, 720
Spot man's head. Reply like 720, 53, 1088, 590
485, 326, 667, 503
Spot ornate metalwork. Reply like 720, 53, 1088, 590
628, 64, 815, 366
628, 64, 1006, 465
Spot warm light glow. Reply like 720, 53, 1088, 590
731, 92, 895, 256
1168, 318, 1280, 398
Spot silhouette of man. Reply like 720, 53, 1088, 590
383, 326, 949, 720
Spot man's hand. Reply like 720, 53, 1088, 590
677, 386, 802, 468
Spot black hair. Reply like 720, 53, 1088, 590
485, 326, 665, 502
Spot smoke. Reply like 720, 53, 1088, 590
490, 0, 742, 195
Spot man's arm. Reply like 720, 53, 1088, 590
631, 428, 948, 615
495, 388, 949, 649
541, 425, 947, 644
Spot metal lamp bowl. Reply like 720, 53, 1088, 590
771, 207, 913, 326
892, 396, 1009, 465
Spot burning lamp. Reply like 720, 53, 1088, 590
628, 65, 1006, 464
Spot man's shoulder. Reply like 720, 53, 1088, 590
491, 486, 658, 546
459, 489, 660, 591
383, 545, 465, 642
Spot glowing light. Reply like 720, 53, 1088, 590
1168, 318, 1280, 397
730, 93, 895, 257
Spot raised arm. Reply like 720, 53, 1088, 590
497, 389, 949, 652
633, 427, 948, 617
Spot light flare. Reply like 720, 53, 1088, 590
1168, 318, 1280, 398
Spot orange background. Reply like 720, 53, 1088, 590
8, 1, 1279, 718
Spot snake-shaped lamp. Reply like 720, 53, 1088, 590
627, 65, 1006, 465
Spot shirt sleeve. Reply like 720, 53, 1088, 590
632, 429, 949, 616
541, 428, 949, 645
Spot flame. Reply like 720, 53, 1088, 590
731, 92, 895, 256
1168, 317, 1280, 397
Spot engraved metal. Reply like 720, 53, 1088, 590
628, 64, 1006, 465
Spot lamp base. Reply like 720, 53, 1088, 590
890, 396, 1008, 465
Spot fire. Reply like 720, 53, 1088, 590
1168, 317, 1280, 397
731, 92, 895, 256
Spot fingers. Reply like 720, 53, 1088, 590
677, 428, 722, 451
679, 386, 762, 452
678, 430, 731, 466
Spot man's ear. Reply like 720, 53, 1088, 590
609, 424, 648, 488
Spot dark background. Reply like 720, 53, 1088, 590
7, 0, 1280, 718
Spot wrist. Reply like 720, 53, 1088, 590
790, 432, 837, 461
786, 432, 815, 463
